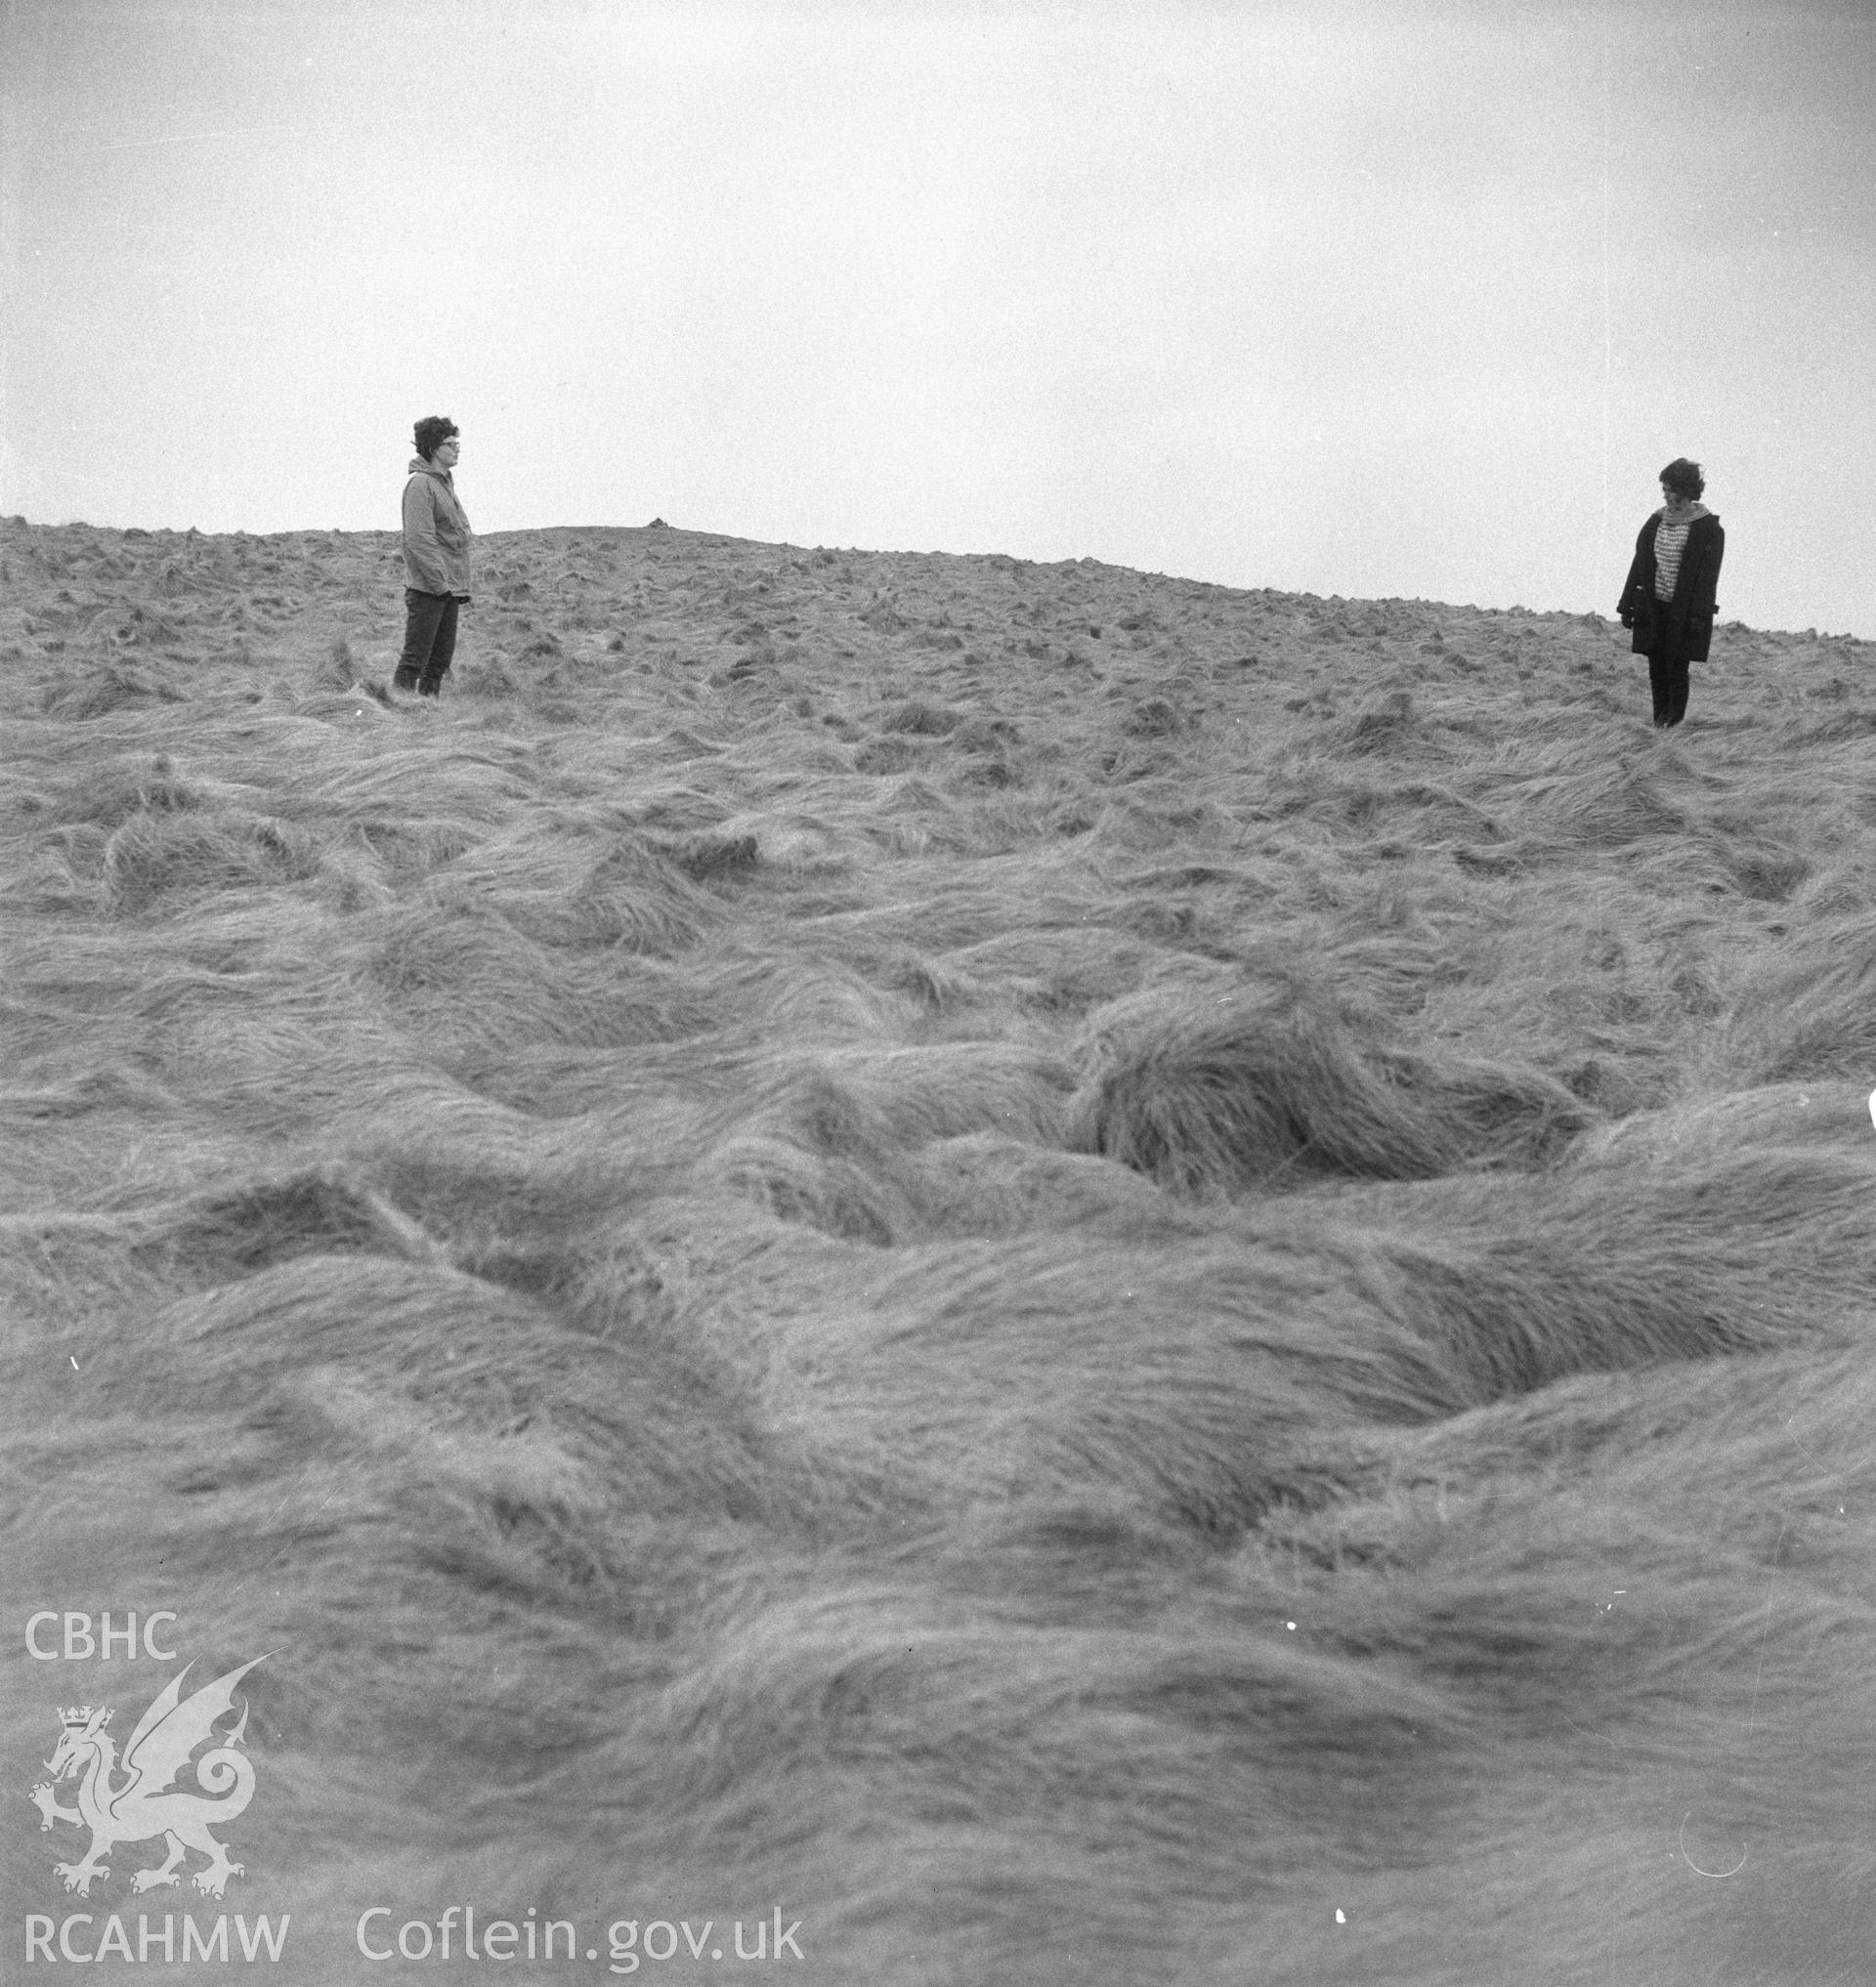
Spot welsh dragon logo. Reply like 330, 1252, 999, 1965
29, 1655, 267, 1899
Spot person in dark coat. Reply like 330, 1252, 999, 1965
394, 415, 473, 698
1617, 457, 1724, 728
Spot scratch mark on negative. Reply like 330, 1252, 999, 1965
1679, 1810, 1747, 1881
44, 125, 326, 158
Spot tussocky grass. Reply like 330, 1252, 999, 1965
4, 514, 1876, 1982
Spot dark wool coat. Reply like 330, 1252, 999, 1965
1617, 511, 1724, 662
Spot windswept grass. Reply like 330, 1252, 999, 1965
5, 515, 1876, 1981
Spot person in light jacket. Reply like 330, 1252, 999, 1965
394, 415, 473, 698
1617, 457, 1724, 729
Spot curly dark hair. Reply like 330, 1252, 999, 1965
413, 415, 458, 462
1659, 457, 1705, 500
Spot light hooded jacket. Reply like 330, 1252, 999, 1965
402, 457, 473, 597
1617, 506, 1724, 662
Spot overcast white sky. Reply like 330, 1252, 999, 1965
3, 1, 1872, 635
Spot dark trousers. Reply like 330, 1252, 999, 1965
395, 590, 460, 695
1646, 643, 1690, 728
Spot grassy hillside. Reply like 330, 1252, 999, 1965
6, 513, 1876, 1983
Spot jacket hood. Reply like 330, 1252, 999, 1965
1655, 502, 1713, 522
408, 456, 453, 481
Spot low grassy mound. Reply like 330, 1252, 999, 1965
5, 516, 1875, 1983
